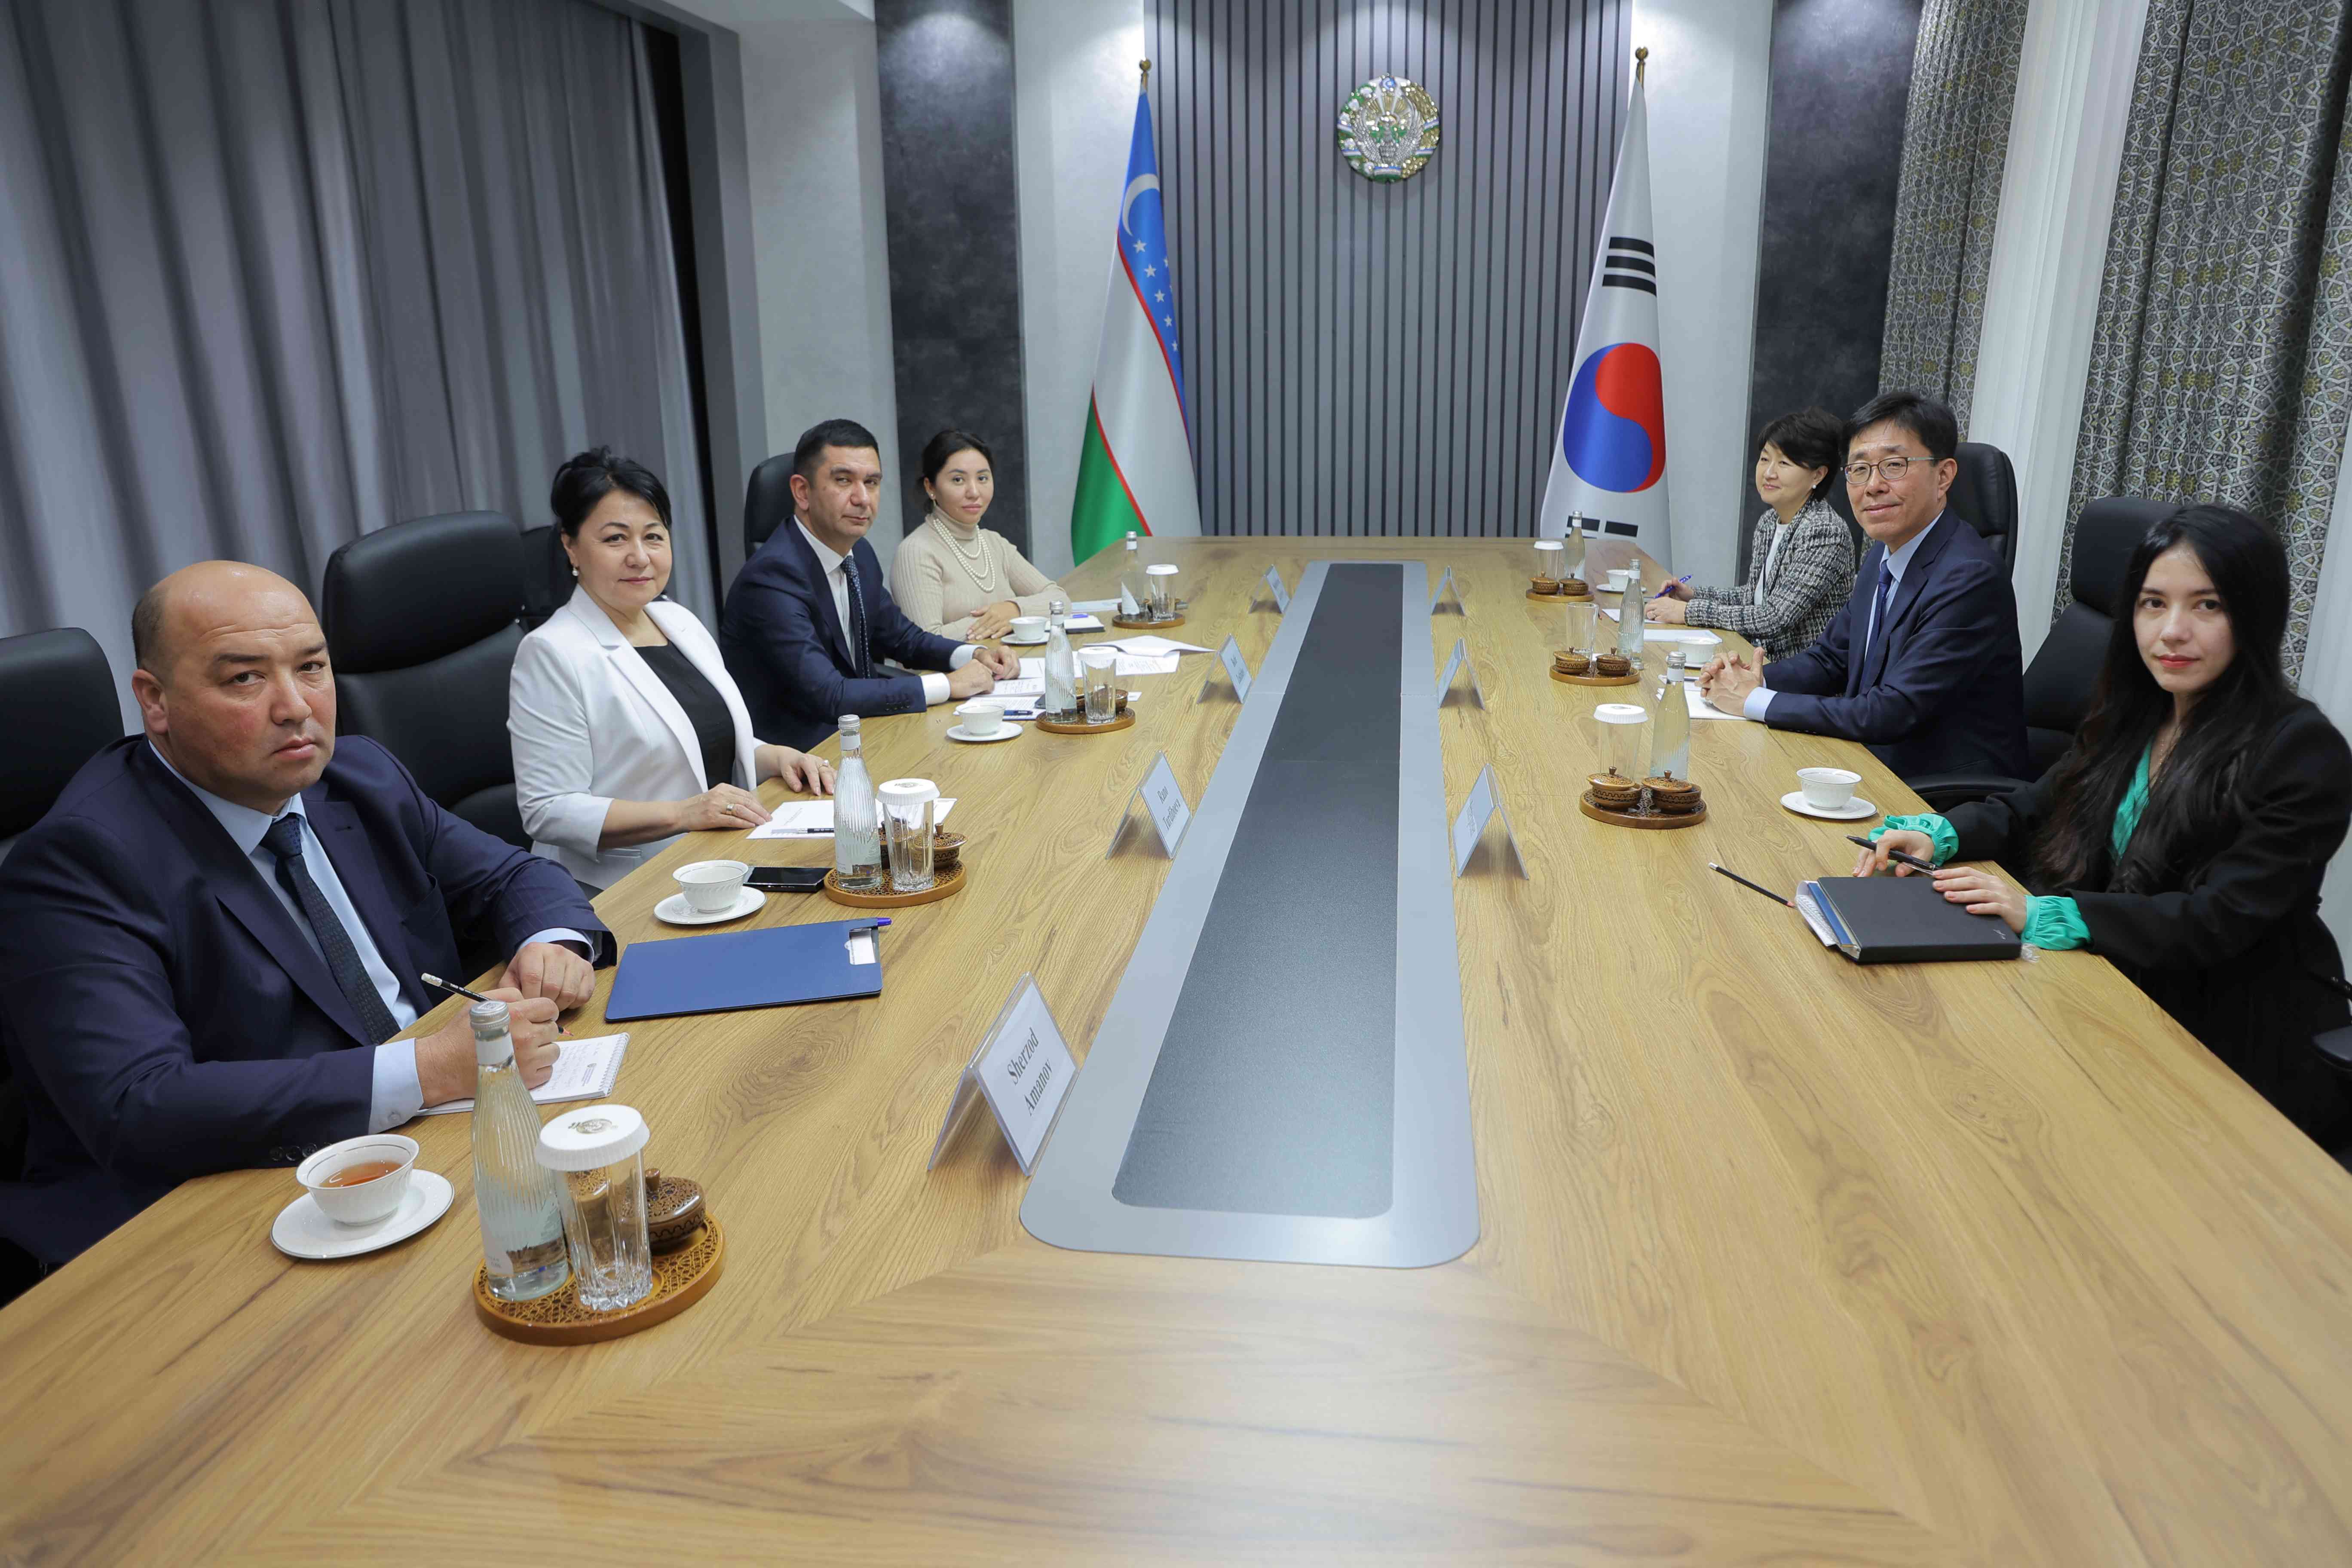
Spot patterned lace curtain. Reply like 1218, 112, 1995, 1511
2064, 0, 2352, 675
1877, 0, 2031, 432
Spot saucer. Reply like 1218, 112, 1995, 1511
1780, 790, 1879, 821
654, 886, 768, 925
946, 724, 1020, 744
1001, 634, 1047, 646
272, 1170, 453, 1260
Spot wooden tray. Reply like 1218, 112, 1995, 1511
1551, 667, 1638, 687
1112, 613, 1185, 630
1580, 791, 1708, 830
824, 861, 966, 907
1035, 710, 1136, 735
1527, 586, 1592, 603
474, 1216, 725, 1346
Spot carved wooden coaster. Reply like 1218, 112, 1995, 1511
1552, 668, 1638, 686
1035, 710, 1136, 735
473, 1215, 725, 1346
1112, 613, 1185, 630
1578, 790, 1708, 830
824, 862, 966, 908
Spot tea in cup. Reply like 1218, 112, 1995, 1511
674, 859, 750, 913
298, 1133, 419, 1225
1797, 767, 1862, 811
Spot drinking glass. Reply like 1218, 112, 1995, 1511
1596, 701, 1650, 781
1145, 563, 1180, 620
885, 797, 936, 892
1082, 648, 1119, 724
1532, 539, 1562, 588
536, 1106, 652, 1314
1563, 598, 1597, 658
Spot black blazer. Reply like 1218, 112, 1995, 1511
1947, 699, 2352, 1139
1758, 513, 2029, 780
719, 520, 966, 751
0, 736, 611, 1263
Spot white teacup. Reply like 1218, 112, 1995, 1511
956, 698, 1006, 737
675, 858, 750, 913
1798, 766, 1862, 811
1606, 567, 1637, 593
298, 1133, 418, 1226
1008, 616, 1047, 640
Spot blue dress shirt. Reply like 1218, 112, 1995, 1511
1746, 511, 1945, 722
149, 744, 585, 1129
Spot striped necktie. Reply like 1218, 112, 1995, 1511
841, 553, 873, 679
260, 814, 401, 1044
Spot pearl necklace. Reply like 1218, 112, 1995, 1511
929, 508, 1000, 594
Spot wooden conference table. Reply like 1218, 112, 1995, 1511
6, 538, 2352, 1565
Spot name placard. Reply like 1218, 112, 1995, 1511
1451, 764, 1528, 879
1200, 634, 1254, 704
1429, 566, 1464, 615
927, 973, 1077, 1175
1107, 751, 1193, 859
1434, 637, 1485, 710
1262, 565, 1291, 613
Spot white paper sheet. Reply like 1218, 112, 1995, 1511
991, 677, 1044, 697
1096, 634, 1210, 656
422, 1032, 631, 1114
1115, 654, 1180, 676
1684, 681, 1746, 721
747, 798, 957, 838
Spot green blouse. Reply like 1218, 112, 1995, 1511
1871, 749, 2154, 950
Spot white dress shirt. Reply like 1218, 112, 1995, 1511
1746, 511, 1944, 722
794, 519, 975, 705
150, 744, 584, 1130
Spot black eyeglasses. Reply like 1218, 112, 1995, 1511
1844, 456, 1927, 484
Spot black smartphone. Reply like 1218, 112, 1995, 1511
744, 866, 829, 893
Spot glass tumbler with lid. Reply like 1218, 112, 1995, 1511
1145, 562, 1181, 620
1081, 647, 1120, 723
1532, 538, 1563, 589
1595, 701, 1651, 782
878, 777, 938, 892
536, 1104, 653, 1313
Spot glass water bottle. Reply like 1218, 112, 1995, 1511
1119, 532, 1144, 616
1614, 572, 1648, 668
1650, 650, 1690, 781
1044, 597, 1077, 715
833, 715, 884, 892
469, 1000, 570, 1303
1564, 515, 1587, 583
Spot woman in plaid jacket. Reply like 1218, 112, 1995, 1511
1648, 407, 1854, 657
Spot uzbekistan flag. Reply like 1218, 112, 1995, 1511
1070, 80, 1201, 564
1538, 66, 1671, 567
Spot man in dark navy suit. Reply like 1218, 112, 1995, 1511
0, 562, 611, 1265
1700, 391, 2028, 781
721, 418, 1020, 751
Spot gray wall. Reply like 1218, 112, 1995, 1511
875, 0, 1032, 553
1743, 0, 1922, 567
1149, 0, 1629, 538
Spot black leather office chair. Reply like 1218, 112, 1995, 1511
321, 512, 531, 849
1908, 495, 2172, 812
0, 628, 121, 1300
518, 524, 573, 630
1829, 441, 2019, 575
744, 453, 796, 557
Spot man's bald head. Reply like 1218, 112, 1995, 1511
133, 561, 317, 683
129, 561, 337, 814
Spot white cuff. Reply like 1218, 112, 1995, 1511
922, 671, 951, 705
521, 928, 593, 956
1742, 685, 1776, 722
948, 644, 977, 670
369, 1038, 424, 1130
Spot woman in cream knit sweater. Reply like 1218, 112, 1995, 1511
889, 428, 1063, 639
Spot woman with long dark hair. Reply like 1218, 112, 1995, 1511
1855, 504, 2352, 1138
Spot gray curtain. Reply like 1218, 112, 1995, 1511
1877, 0, 2030, 432
2063, 0, 2352, 676
0, 0, 710, 730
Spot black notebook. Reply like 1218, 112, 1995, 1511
1800, 875, 2023, 965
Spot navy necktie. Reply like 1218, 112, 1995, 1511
260, 814, 401, 1045
841, 553, 873, 679
1863, 563, 1894, 683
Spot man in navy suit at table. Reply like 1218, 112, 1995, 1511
1699, 390, 2029, 781
721, 418, 1020, 752
0, 562, 611, 1265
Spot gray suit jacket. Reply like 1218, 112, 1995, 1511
1684, 499, 1854, 656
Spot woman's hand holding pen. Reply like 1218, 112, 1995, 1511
1853, 830, 1935, 877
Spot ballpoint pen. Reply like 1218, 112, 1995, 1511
1651, 574, 1691, 600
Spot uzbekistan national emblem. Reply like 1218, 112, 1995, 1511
1337, 76, 1440, 182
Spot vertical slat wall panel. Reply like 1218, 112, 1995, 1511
1152, 0, 1626, 537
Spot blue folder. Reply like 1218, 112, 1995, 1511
604, 919, 885, 1021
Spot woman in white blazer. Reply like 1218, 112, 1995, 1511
510, 448, 835, 890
